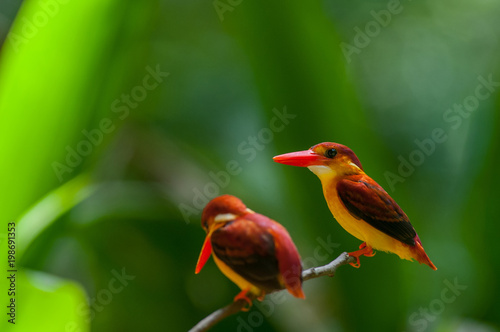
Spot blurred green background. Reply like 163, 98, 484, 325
1, 0, 499, 331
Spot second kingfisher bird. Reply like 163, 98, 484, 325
273, 142, 437, 270
195, 195, 305, 309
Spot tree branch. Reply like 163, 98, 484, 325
302, 252, 355, 281
189, 252, 355, 332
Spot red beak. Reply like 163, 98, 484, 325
273, 150, 322, 167
195, 234, 212, 274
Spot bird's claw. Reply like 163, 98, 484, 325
348, 242, 375, 268
364, 250, 376, 257
234, 290, 253, 312
349, 256, 361, 268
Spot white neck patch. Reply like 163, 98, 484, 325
348, 162, 361, 171
307, 165, 336, 177
214, 213, 237, 223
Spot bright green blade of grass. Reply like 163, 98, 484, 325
0, 0, 158, 330
0, 0, 157, 222
0, 270, 90, 331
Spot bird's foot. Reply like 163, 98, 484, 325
359, 242, 376, 257
348, 242, 375, 268
234, 289, 253, 311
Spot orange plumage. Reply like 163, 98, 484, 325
273, 142, 437, 270
195, 195, 305, 307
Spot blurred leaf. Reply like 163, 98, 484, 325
0, 0, 159, 331
0, 270, 89, 332
0, 0, 158, 222
17, 174, 93, 259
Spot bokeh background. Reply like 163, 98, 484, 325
1, 0, 499, 331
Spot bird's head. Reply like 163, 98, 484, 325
273, 142, 363, 179
201, 194, 251, 232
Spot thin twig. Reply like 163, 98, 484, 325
189, 252, 355, 332
303, 252, 355, 281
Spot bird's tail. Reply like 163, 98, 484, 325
411, 235, 437, 270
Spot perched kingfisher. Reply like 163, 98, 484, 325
195, 195, 305, 309
274, 142, 437, 270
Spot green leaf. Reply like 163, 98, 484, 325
17, 174, 94, 259
0, 269, 90, 332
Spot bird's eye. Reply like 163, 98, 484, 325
325, 148, 337, 158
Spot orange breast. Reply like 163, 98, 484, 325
322, 179, 418, 262
212, 253, 263, 296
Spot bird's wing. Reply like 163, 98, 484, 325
246, 214, 304, 298
336, 177, 416, 246
211, 217, 283, 293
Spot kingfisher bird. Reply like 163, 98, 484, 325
195, 195, 305, 309
273, 142, 437, 270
